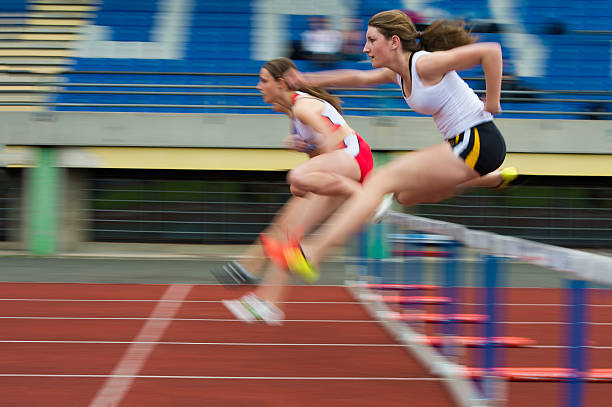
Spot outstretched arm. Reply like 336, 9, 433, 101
284, 67, 396, 89
416, 42, 503, 114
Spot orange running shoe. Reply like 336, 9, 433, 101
283, 238, 320, 283
260, 233, 289, 269
261, 233, 320, 283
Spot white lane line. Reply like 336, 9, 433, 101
5, 340, 612, 349
0, 317, 379, 323
4, 299, 612, 307
0, 299, 362, 304
0, 373, 443, 381
457, 302, 612, 307
529, 345, 612, 349
2, 317, 612, 325
0, 340, 404, 346
88, 284, 192, 407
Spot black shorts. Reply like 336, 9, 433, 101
447, 121, 506, 176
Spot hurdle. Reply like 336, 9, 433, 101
347, 212, 612, 407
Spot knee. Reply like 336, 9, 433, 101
395, 191, 420, 206
288, 167, 314, 194
290, 184, 307, 197
287, 168, 303, 188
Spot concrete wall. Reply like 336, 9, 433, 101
1, 111, 611, 153
1, 111, 610, 254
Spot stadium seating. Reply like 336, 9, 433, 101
1, 0, 606, 117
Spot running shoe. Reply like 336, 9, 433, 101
496, 167, 518, 189
283, 242, 320, 283
372, 193, 394, 223
261, 233, 320, 283
240, 293, 285, 326
260, 233, 289, 269
224, 293, 284, 325
222, 298, 257, 323
211, 260, 260, 286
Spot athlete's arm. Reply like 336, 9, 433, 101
285, 67, 396, 88
292, 99, 348, 155
416, 42, 503, 113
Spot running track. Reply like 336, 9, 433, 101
0, 283, 610, 406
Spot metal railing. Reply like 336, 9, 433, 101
0, 170, 20, 243
416, 180, 612, 248
80, 171, 292, 244
72, 171, 612, 248
1, 70, 611, 118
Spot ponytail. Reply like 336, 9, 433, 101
368, 10, 476, 53
419, 19, 476, 52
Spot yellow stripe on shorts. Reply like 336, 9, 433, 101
465, 127, 481, 169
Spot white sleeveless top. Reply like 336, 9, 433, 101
396, 50, 492, 139
291, 91, 346, 143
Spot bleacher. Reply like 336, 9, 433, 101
1, 0, 610, 118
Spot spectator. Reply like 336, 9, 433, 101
341, 18, 365, 61
301, 16, 343, 67
587, 103, 608, 120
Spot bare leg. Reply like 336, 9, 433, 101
255, 194, 346, 305
232, 148, 363, 311
238, 193, 346, 277
454, 169, 503, 193
302, 143, 480, 265
287, 149, 362, 196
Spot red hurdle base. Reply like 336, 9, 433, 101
385, 311, 488, 323
362, 283, 439, 291
362, 294, 452, 305
391, 250, 451, 257
466, 367, 612, 382
421, 335, 536, 348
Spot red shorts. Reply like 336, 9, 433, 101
340, 132, 374, 183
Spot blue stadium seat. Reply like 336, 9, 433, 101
50, 0, 610, 116
0, 0, 27, 11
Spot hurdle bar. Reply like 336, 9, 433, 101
385, 212, 612, 406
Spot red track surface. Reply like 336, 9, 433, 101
0, 283, 610, 406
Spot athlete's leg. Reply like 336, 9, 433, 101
454, 166, 517, 193
287, 149, 362, 197
255, 194, 347, 305
228, 192, 345, 279
301, 143, 480, 266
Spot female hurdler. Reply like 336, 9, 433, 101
262, 10, 517, 283
221, 57, 374, 324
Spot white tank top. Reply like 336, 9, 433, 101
397, 50, 492, 139
291, 91, 346, 143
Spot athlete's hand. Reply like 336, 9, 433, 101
284, 135, 317, 154
284, 68, 307, 90
482, 95, 502, 115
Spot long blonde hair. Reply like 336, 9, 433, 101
368, 9, 476, 53
262, 57, 343, 114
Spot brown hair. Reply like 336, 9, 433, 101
368, 9, 476, 53
262, 57, 343, 114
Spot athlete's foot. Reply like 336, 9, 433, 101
260, 233, 290, 270
372, 193, 394, 223
495, 167, 518, 189
261, 234, 320, 283
283, 239, 320, 283
211, 260, 260, 286
222, 298, 256, 323
223, 293, 283, 325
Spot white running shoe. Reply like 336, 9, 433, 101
222, 298, 256, 323
373, 193, 394, 224
241, 293, 285, 326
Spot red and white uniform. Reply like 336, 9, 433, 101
291, 91, 373, 182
